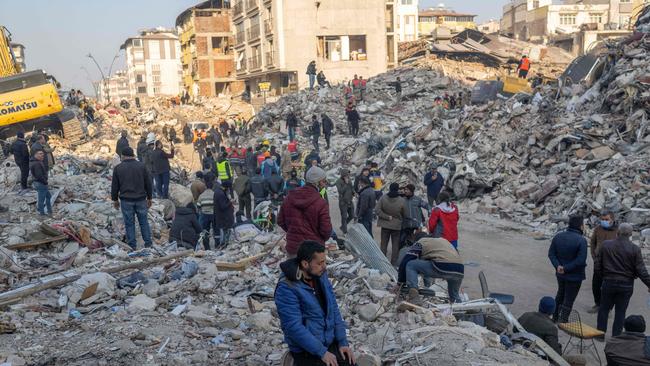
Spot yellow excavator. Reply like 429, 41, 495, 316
0, 25, 83, 141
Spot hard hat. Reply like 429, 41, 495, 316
262, 140, 270, 146
146, 132, 156, 145
264, 151, 271, 157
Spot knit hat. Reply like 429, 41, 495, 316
16, 131, 24, 139
624, 315, 646, 333
538, 296, 556, 316
121, 147, 135, 157
388, 183, 400, 197
305, 166, 326, 185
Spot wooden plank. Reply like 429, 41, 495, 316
4, 235, 67, 250
215, 252, 267, 271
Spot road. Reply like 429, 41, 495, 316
328, 197, 649, 362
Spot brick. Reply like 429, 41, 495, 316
213, 59, 234, 78
195, 13, 230, 33
196, 36, 208, 56
197, 60, 210, 79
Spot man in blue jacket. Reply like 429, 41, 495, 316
275, 241, 356, 366
423, 164, 444, 207
548, 215, 588, 322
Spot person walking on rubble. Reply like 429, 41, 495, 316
310, 115, 321, 151
275, 240, 356, 366
517, 55, 531, 79
376, 183, 407, 265
233, 169, 252, 219
142, 133, 156, 194
589, 210, 619, 314
216, 152, 234, 199
278, 167, 332, 257
356, 177, 376, 238
136, 135, 147, 162
213, 180, 235, 247
336, 169, 355, 235
423, 164, 444, 207
596, 223, 650, 337
346, 103, 360, 137
197, 178, 216, 249
390, 76, 402, 103
306, 60, 317, 90
321, 113, 334, 150
151, 140, 175, 199
182, 124, 192, 144
548, 215, 587, 323
111, 147, 153, 250
286, 109, 299, 142
115, 130, 130, 157
428, 191, 459, 249
401, 183, 430, 248
30, 150, 52, 216
10, 131, 30, 190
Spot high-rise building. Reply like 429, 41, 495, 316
120, 28, 183, 98
397, 0, 419, 42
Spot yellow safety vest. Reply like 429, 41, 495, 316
217, 160, 230, 181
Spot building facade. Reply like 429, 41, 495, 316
418, 7, 477, 37
500, 0, 552, 39
98, 70, 130, 104
397, 0, 419, 41
231, 0, 397, 97
120, 28, 183, 98
477, 19, 501, 34
176, 0, 244, 97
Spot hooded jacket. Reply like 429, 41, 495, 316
10, 138, 29, 165
428, 202, 459, 242
29, 158, 48, 185
213, 186, 234, 229
548, 228, 588, 282
170, 206, 202, 247
403, 195, 430, 229
275, 258, 348, 357
322, 115, 334, 135
376, 194, 406, 231
335, 177, 354, 206
423, 172, 445, 199
278, 185, 332, 255
267, 174, 284, 195
261, 159, 279, 179
604, 332, 650, 366
115, 136, 130, 156
250, 174, 269, 201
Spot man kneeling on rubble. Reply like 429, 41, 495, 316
398, 233, 464, 303
275, 240, 356, 366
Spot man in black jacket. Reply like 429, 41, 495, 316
321, 113, 334, 150
10, 131, 30, 190
233, 169, 252, 219
286, 110, 298, 142
336, 169, 354, 234
597, 223, 650, 337
30, 150, 51, 216
151, 140, 174, 199
356, 177, 376, 238
170, 203, 202, 249
267, 170, 285, 203
518, 296, 562, 354
136, 135, 148, 162
250, 168, 269, 206
346, 106, 360, 137
310, 115, 321, 151
111, 147, 153, 250
115, 130, 130, 157
213, 181, 234, 247
604, 315, 650, 365
30, 134, 49, 171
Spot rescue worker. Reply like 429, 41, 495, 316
216, 152, 234, 199
517, 55, 531, 79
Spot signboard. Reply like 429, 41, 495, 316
258, 82, 271, 92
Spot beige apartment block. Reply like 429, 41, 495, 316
232, 0, 398, 97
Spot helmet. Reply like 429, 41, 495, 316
146, 132, 156, 145
262, 140, 270, 146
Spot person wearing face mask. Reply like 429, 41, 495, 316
278, 166, 332, 258
588, 210, 619, 314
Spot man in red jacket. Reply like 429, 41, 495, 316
278, 166, 332, 256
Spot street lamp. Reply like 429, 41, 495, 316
87, 53, 110, 103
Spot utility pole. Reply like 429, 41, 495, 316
87, 53, 110, 103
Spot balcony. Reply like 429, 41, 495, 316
237, 58, 247, 73
233, 1, 244, 18
247, 23, 260, 42
264, 18, 273, 35
236, 31, 246, 45
248, 55, 261, 70
265, 51, 275, 68
246, 0, 258, 13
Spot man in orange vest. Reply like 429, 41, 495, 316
517, 55, 531, 79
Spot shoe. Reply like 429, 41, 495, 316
407, 288, 421, 304
587, 305, 599, 314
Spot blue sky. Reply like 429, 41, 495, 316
2, 0, 507, 95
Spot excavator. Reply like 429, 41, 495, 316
0, 25, 84, 142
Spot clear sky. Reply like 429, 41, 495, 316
2, 0, 507, 95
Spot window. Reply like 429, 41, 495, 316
153, 87, 160, 93
533, 1, 539, 8
136, 74, 143, 83
559, 13, 576, 25
212, 37, 229, 54
589, 13, 602, 24
132, 39, 142, 47
152, 64, 160, 71
405, 15, 411, 25
401, 0, 413, 4
152, 75, 161, 83
317, 35, 367, 62
619, 15, 631, 28
137, 86, 147, 94
419, 16, 433, 23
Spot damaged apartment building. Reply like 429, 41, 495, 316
231, 0, 399, 97
176, 0, 244, 98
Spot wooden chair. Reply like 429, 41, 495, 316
478, 270, 514, 305
557, 306, 604, 365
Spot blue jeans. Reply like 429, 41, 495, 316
405, 259, 463, 303
155, 172, 170, 199
120, 199, 152, 249
308, 74, 315, 90
199, 213, 215, 250
34, 182, 52, 215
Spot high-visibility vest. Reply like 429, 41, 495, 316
520, 58, 530, 71
217, 160, 231, 181
192, 130, 199, 143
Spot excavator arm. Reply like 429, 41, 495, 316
0, 26, 20, 77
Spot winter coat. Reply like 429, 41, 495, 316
196, 189, 215, 215
604, 332, 650, 366
170, 206, 202, 247
284, 178, 304, 193
311, 120, 321, 137
548, 228, 588, 282
261, 159, 279, 179
190, 179, 206, 202
335, 178, 354, 207
136, 140, 148, 161
111, 159, 152, 201
306, 62, 316, 75
233, 175, 251, 198
29, 158, 48, 185
115, 137, 130, 156
10, 138, 29, 165
428, 202, 459, 242
30, 141, 49, 170
275, 258, 349, 357
250, 174, 269, 200
278, 185, 332, 255
286, 113, 298, 128
423, 172, 445, 199
142, 146, 155, 173
597, 237, 650, 287
590, 224, 618, 259
280, 150, 293, 175
213, 186, 234, 230
322, 115, 334, 135
151, 148, 174, 175
356, 186, 376, 220
403, 195, 430, 229
376, 194, 406, 231
202, 155, 216, 172
346, 109, 360, 125
303, 152, 321, 167
267, 175, 284, 195
518, 312, 562, 355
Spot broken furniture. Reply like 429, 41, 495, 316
479, 270, 514, 305
557, 306, 604, 365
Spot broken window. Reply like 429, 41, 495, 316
317, 35, 367, 62
559, 13, 576, 26
136, 74, 144, 83
212, 37, 229, 54
132, 39, 142, 48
